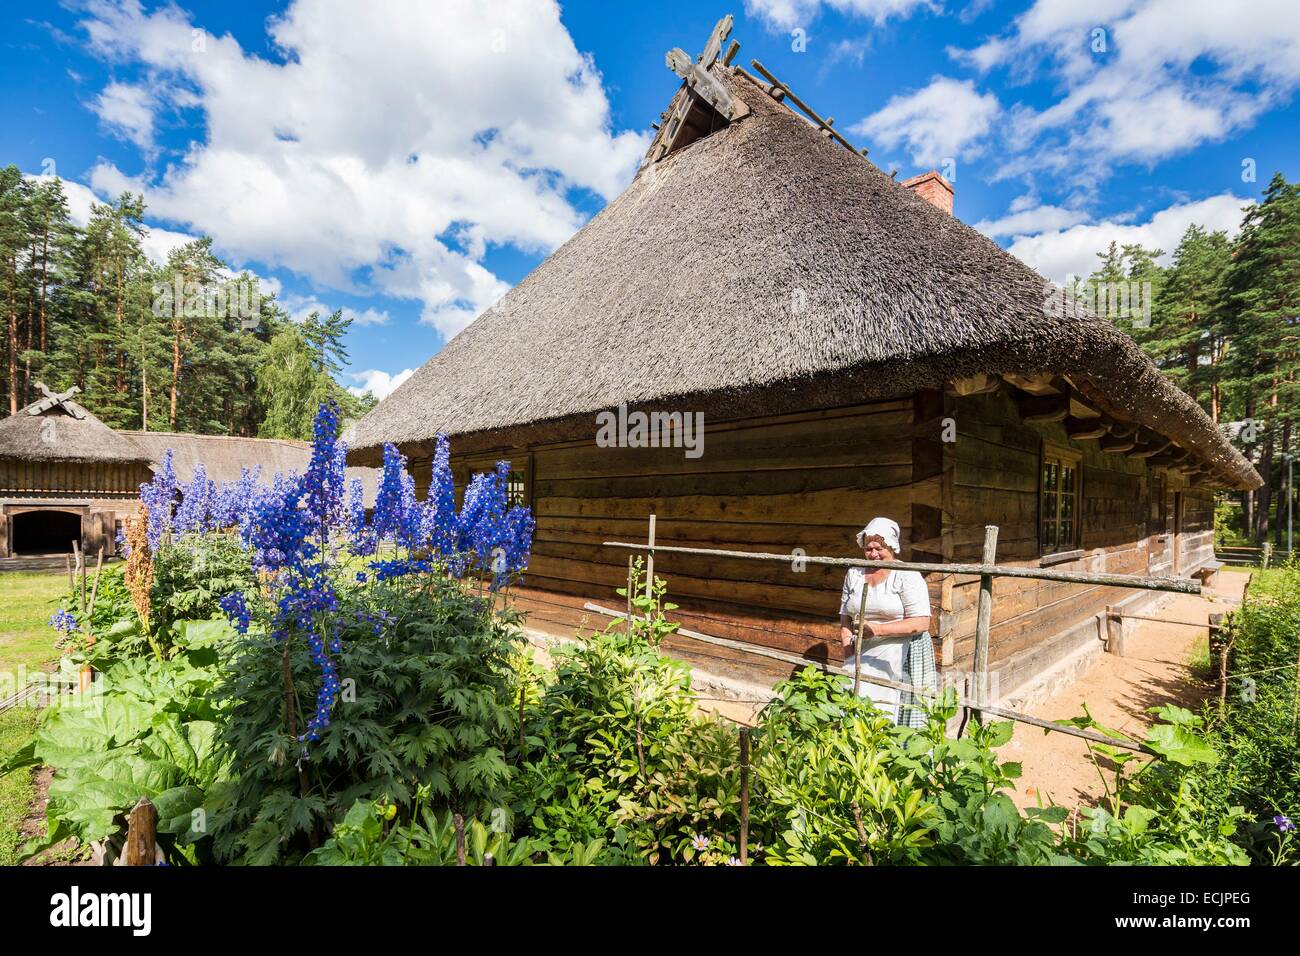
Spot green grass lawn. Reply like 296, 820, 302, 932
0, 570, 67, 865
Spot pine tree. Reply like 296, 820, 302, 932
1222, 173, 1300, 543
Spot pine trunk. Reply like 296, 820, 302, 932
170, 320, 182, 429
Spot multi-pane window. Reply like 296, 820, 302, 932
1041, 446, 1082, 554
467, 456, 528, 509
506, 460, 527, 508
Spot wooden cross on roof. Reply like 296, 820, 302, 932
647, 14, 749, 164
26, 381, 87, 419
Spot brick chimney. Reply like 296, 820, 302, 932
901, 170, 954, 216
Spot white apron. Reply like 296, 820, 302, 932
840, 568, 930, 722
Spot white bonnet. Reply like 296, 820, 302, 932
855, 516, 901, 554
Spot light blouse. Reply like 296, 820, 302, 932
839, 567, 931, 626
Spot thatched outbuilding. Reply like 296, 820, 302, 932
346, 19, 1260, 702
1, 385, 379, 560
0, 385, 154, 557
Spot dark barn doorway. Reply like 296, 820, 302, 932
11, 510, 82, 555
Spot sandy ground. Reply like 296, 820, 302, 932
1000, 569, 1249, 811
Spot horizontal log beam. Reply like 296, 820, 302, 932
947, 373, 1001, 397
1100, 432, 1138, 453
602, 541, 1201, 593
1017, 393, 1071, 424
1065, 416, 1108, 440
1128, 437, 1173, 459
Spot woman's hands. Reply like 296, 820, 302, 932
840, 622, 873, 648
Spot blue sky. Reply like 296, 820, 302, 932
4, 0, 1298, 399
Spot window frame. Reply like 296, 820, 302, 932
464, 453, 531, 511
1039, 442, 1083, 558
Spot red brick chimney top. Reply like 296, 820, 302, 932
900, 170, 954, 216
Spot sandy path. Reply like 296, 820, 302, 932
1000, 569, 1249, 811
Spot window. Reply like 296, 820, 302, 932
506, 459, 528, 508
1150, 474, 1167, 535
1040, 444, 1082, 554
466, 455, 529, 509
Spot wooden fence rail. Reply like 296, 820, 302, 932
603, 519, 1202, 756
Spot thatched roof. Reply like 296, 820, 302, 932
122, 431, 380, 506
345, 64, 1258, 490
0, 386, 152, 464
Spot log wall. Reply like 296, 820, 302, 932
404, 386, 1220, 690
942, 389, 1217, 683
411, 397, 933, 662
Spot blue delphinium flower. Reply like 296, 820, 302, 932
219, 591, 252, 634
1276, 815, 1295, 833
174, 462, 215, 534
211, 467, 261, 531
371, 443, 415, 544
139, 449, 178, 552
426, 433, 457, 558
49, 609, 78, 633
346, 477, 373, 555
494, 506, 536, 589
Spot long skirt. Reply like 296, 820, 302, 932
844, 632, 938, 728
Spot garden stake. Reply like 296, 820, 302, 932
645, 514, 656, 603
850, 800, 874, 865
124, 797, 158, 865
853, 580, 868, 697
64, 552, 73, 589
517, 675, 527, 765
454, 812, 467, 865
79, 548, 105, 693
738, 727, 750, 865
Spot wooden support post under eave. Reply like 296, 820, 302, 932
972, 526, 998, 722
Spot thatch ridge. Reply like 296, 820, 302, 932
0, 398, 152, 464
344, 66, 1258, 490
122, 431, 379, 505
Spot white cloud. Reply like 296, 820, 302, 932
974, 200, 1091, 238
280, 293, 391, 328
30, 174, 197, 264
1005, 192, 1253, 283
91, 81, 156, 151
76, 0, 648, 345
956, 0, 1300, 171
745, 0, 935, 32
850, 76, 1000, 167
349, 368, 414, 401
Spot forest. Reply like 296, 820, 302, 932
1079, 172, 1300, 545
0, 165, 375, 442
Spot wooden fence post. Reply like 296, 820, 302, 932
124, 797, 158, 865
971, 526, 998, 723
454, 812, 466, 865
1105, 605, 1126, 657
738, 727, 750, 865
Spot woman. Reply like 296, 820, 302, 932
838, 516, 937, 727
